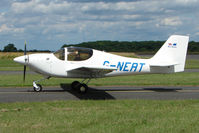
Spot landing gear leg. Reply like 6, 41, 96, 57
33, 76, 50, 92
71, 79, 91, 94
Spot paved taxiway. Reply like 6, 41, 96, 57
1, 86, 199, 102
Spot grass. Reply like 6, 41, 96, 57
0, 100, 199, 133
0, 52, 23, 59
185, 59, 199, 69
0, 59, 20, 67
0, 60, 26, 71
0, 72, 199, 87
0, 53, 24, 71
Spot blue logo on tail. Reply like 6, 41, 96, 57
168, 43, 177, 48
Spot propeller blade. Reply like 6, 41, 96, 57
23, 40, 27, 82
24, 40, 27, 55
23, 65, 26, 82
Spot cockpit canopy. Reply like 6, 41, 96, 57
53, 47, 93, 61
53, 48, 65, 60
67, 47, 93, 61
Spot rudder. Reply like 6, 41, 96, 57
150, 35, 189, 73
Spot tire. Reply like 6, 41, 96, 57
33, 84, 42, 92
78, 83, 88, 94
71, 81, 80, 90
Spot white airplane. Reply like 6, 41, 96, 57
14, 35, 189, 93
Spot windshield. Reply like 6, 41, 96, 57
53, 48, 65, 60
67, 47, 93, 61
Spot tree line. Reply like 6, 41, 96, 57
1, 41, 199, 53
62, 40, 199, 53
0, 44, 50, 52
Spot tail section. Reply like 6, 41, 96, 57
150, 35, 189, 73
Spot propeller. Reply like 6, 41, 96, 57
23, 41, 27, 82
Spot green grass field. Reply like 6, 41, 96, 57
0, 100, 199, 133
0, 59, 24, 71
185, 59, 199, 69
0, 72, 199, 87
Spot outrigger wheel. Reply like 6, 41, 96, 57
71, 81, 88, 94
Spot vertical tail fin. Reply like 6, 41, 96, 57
150, 35, 189, 73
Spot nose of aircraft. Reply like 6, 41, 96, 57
14, 56, 26, 65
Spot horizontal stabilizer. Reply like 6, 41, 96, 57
150, 62, 179, 67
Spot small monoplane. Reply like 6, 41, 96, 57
14, 35, 189, 93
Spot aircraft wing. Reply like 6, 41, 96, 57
83, 65, 117, 70
66, 65, 117, 78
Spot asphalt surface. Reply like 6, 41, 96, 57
1, 86, 199, 102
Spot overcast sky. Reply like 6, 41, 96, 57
0, 0, 199, 50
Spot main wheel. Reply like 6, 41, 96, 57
71, 81, 80, 90
78, 83, 88, 94
33, 84, 42, 92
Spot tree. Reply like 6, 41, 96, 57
3, 44, 17, 52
